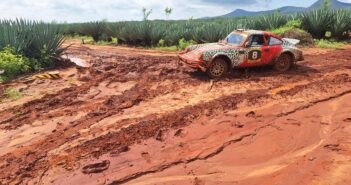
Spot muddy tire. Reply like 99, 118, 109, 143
274, 53, 293, 72
207, 58, 229, 78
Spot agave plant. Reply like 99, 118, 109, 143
223, 20, 247, 36
330, 9, 351, 40
254, 13, 288, 30
79, 21, 109, 42
115, 21, 166, 46
0, 19, 33, 54
0, 19, 66, 67
192, 23, 224, 43
299, 9, 334, 39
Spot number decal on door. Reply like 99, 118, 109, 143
248, 50, 262, 62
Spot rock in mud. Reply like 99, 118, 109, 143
324, 144, 341, 152
232, 121, 244, 128
155, 130, 164, 141
82, 160, 110, 174
246, 111, 256, 117
110, 146, 130, 157
174, 129, 184, 137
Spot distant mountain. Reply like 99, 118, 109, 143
308, 0, 351, 9
221, 0, 351, 17
223, 6, 306, 17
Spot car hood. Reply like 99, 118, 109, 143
187, 43, 241, 54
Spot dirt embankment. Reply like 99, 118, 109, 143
0, 42, 351, 185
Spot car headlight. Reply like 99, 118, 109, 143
180, 47, 190, 54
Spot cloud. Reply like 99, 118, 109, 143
1, 0, 340, 22
200, 0, 257, 5
0, 0, 249, 22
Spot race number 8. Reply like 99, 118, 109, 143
252, 52, 258, 59
248, 50, 262, 61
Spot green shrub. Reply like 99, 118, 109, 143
270, 20, 303, 35
0, 47, 37, 82
157, 39, 166, 47
178, 38, 196, 50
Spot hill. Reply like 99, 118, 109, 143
221, 0, 351, 17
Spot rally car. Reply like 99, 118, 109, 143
178, 29, 304, 78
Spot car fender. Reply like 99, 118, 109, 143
210, 50, 244, 68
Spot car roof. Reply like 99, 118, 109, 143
233, 29, 281, 39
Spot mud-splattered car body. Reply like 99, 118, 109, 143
179, 30, 304, 78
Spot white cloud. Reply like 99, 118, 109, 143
0, 0, 350, 22
0, 0, 261, 22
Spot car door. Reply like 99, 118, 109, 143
239, 34, 267, 67
262, 36, 284, 64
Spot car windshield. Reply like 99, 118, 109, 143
225, 33, 246, 46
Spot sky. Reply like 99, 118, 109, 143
0, 0, 351, 22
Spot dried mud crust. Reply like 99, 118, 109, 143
0, 43, 351, 185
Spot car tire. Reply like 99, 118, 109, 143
274, 53, 293, 72
207, 58, 229, 78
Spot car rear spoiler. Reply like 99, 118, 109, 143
282, 38, 300, 46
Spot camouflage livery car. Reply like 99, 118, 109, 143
178, 29, 304, 78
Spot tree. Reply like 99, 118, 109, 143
142, 7, 152, 21
164, 7, 173, 19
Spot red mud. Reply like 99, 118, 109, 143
0, 42, 351, 185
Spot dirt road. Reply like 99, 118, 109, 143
1, 42, 351, 185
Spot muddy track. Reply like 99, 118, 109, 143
0, 43, 351, 185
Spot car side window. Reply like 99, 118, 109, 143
249, 35, 265, 47
269, 37, 283, 46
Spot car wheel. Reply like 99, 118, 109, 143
274, 53, 293, 72
207, 58, 229, 78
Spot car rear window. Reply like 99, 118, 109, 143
269, 37, 283, 46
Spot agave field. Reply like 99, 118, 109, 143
68, 8, 351, 47
0, 8, 350, 81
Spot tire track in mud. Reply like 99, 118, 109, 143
2, 72, 351, 185
55, 73, 351, 184
1, 45, 351, 184
0, 54, 184, 130
107, 133, 257, 185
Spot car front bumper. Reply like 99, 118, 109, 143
178, 55, 207, 72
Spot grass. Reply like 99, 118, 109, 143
154, 38, 196, 51
315, 39, 346, 49
67, 35, 118, 46
153, 45, 179, 51
3, 87, 22, 101
66, 35, 95, 44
